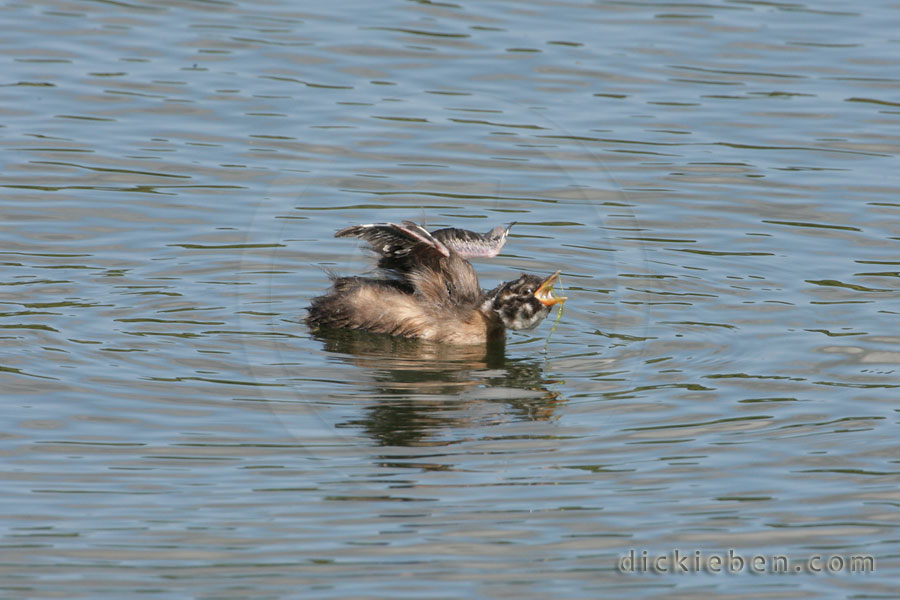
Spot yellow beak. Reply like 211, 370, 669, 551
534, 270, 567, 306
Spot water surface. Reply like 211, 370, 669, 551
2, 0, 899, 598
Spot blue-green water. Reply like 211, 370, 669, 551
2, 1, 898, 597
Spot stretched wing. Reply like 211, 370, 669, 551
431, 222, 515, 258
334, 221, 450, 266
335, 221, 480, 305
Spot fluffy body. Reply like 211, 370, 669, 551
307, 276, 506, 344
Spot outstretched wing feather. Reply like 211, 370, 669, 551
335, 222, 449, 258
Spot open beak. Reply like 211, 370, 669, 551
534, 270, 567, 306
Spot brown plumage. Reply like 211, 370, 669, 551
306, 221, 565, 345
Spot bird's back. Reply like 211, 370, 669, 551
306, 275, 500, 344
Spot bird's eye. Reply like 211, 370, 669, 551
524, 288, 533, 295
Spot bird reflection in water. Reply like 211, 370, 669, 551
311, 327, 563, 447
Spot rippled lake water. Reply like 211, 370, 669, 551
2, 0, 899, 597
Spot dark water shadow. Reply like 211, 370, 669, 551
310, 327, 563, 446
